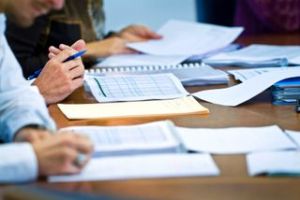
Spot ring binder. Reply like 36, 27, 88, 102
85, 63, 229, 86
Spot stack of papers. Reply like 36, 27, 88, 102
204, 44, 300, 67
247, 130, 300, 176
49, 120, 300, 180
127, 20, 243, 56
58, 96, 209, 120
60, 121, 185, 157
193, 68, 300, 106
61, 121, 296, 156
89, 63, 229, 86
228, 67, 300, 105
247, 151, 300, 176
96, 20, 242, 68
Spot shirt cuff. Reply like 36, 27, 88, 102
0, 143, 38, 183
28, 78, 36, 85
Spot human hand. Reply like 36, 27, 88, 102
32, 132, 93, 176
85, 37, 137, 58
117, 25, 162, 42
34, 45, 85, 104
49, 38, 136, 58
48, 39, 86, 59
15, 127, 52, 143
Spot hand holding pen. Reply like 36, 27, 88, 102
32, 39, 87, 104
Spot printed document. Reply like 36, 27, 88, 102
60, 121, 184, 157
192, 68, 300, 106
85, 73, 189, 102
97, 54, 189, 67
176, 125, 296, 154
58, 96, 209, 119
247, 151, 300, 176
204, 44, 300, 66
48, 154, 220, 182
87, 63, 229, 86
227, 67, 300, 82
127, 20, 243, 56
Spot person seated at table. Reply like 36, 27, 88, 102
235, 0, 300, 35
5, 0, 162, 86
0, 0, 93, 183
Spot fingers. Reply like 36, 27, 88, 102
58, 133, 94, 155
136, 26, 162, 39
71, 39, 87, 51
121, 48, 138, 55
49, 46, 61, 54
52, 133, 93, 171
33, 132, 94, 176
48, 39, 87, 59
62, 58, 85, 80
120, 25, 162, 41
51, 48, 76, 62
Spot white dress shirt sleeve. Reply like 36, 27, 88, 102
0, 14, 56, 142
0, 143, 38, 183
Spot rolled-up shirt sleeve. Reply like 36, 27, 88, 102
0, 143, 38, 183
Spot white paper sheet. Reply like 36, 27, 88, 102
60, 121, 183, 157
177, 125, 296, 154
285, 130, 300, 148
97, 54, 189, 67
205, 44, 300, 66
48, 154, 220, 182
246, 151, 300, 176
127, 20, 243, 56
227, 67, 300, 82
192, 68, 300, 106
85, 73, 189, 102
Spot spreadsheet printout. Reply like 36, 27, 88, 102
85, 73, 189, 102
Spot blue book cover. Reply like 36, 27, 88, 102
274, 77, 300, 88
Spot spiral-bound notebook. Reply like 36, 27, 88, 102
85, 63, 228, 86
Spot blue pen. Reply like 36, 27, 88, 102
27, 49, 87, 80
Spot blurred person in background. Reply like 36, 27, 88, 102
235, 0, 300, 35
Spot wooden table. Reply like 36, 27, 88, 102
1, 33, 300, 200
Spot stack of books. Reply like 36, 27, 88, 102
272, 77, 300, 105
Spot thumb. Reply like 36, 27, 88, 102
71, 39, 87, 51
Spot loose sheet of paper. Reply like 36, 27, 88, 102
205, 44, 300, 65
85, 73, 189, 102
285, 130, 300, 148
246, 151, 300, 176
61, 121, 182, 157
58, 96, 209, 120
127, 20, 243, 56
227, 67, 300, 82
97, 54, 189, 67
193, 68, 300, 106
177, 125, 296, 154
48, 154, 220, 182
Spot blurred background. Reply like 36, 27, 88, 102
104, 0, 236, 31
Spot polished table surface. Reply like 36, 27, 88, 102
1, 33, 300, 200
